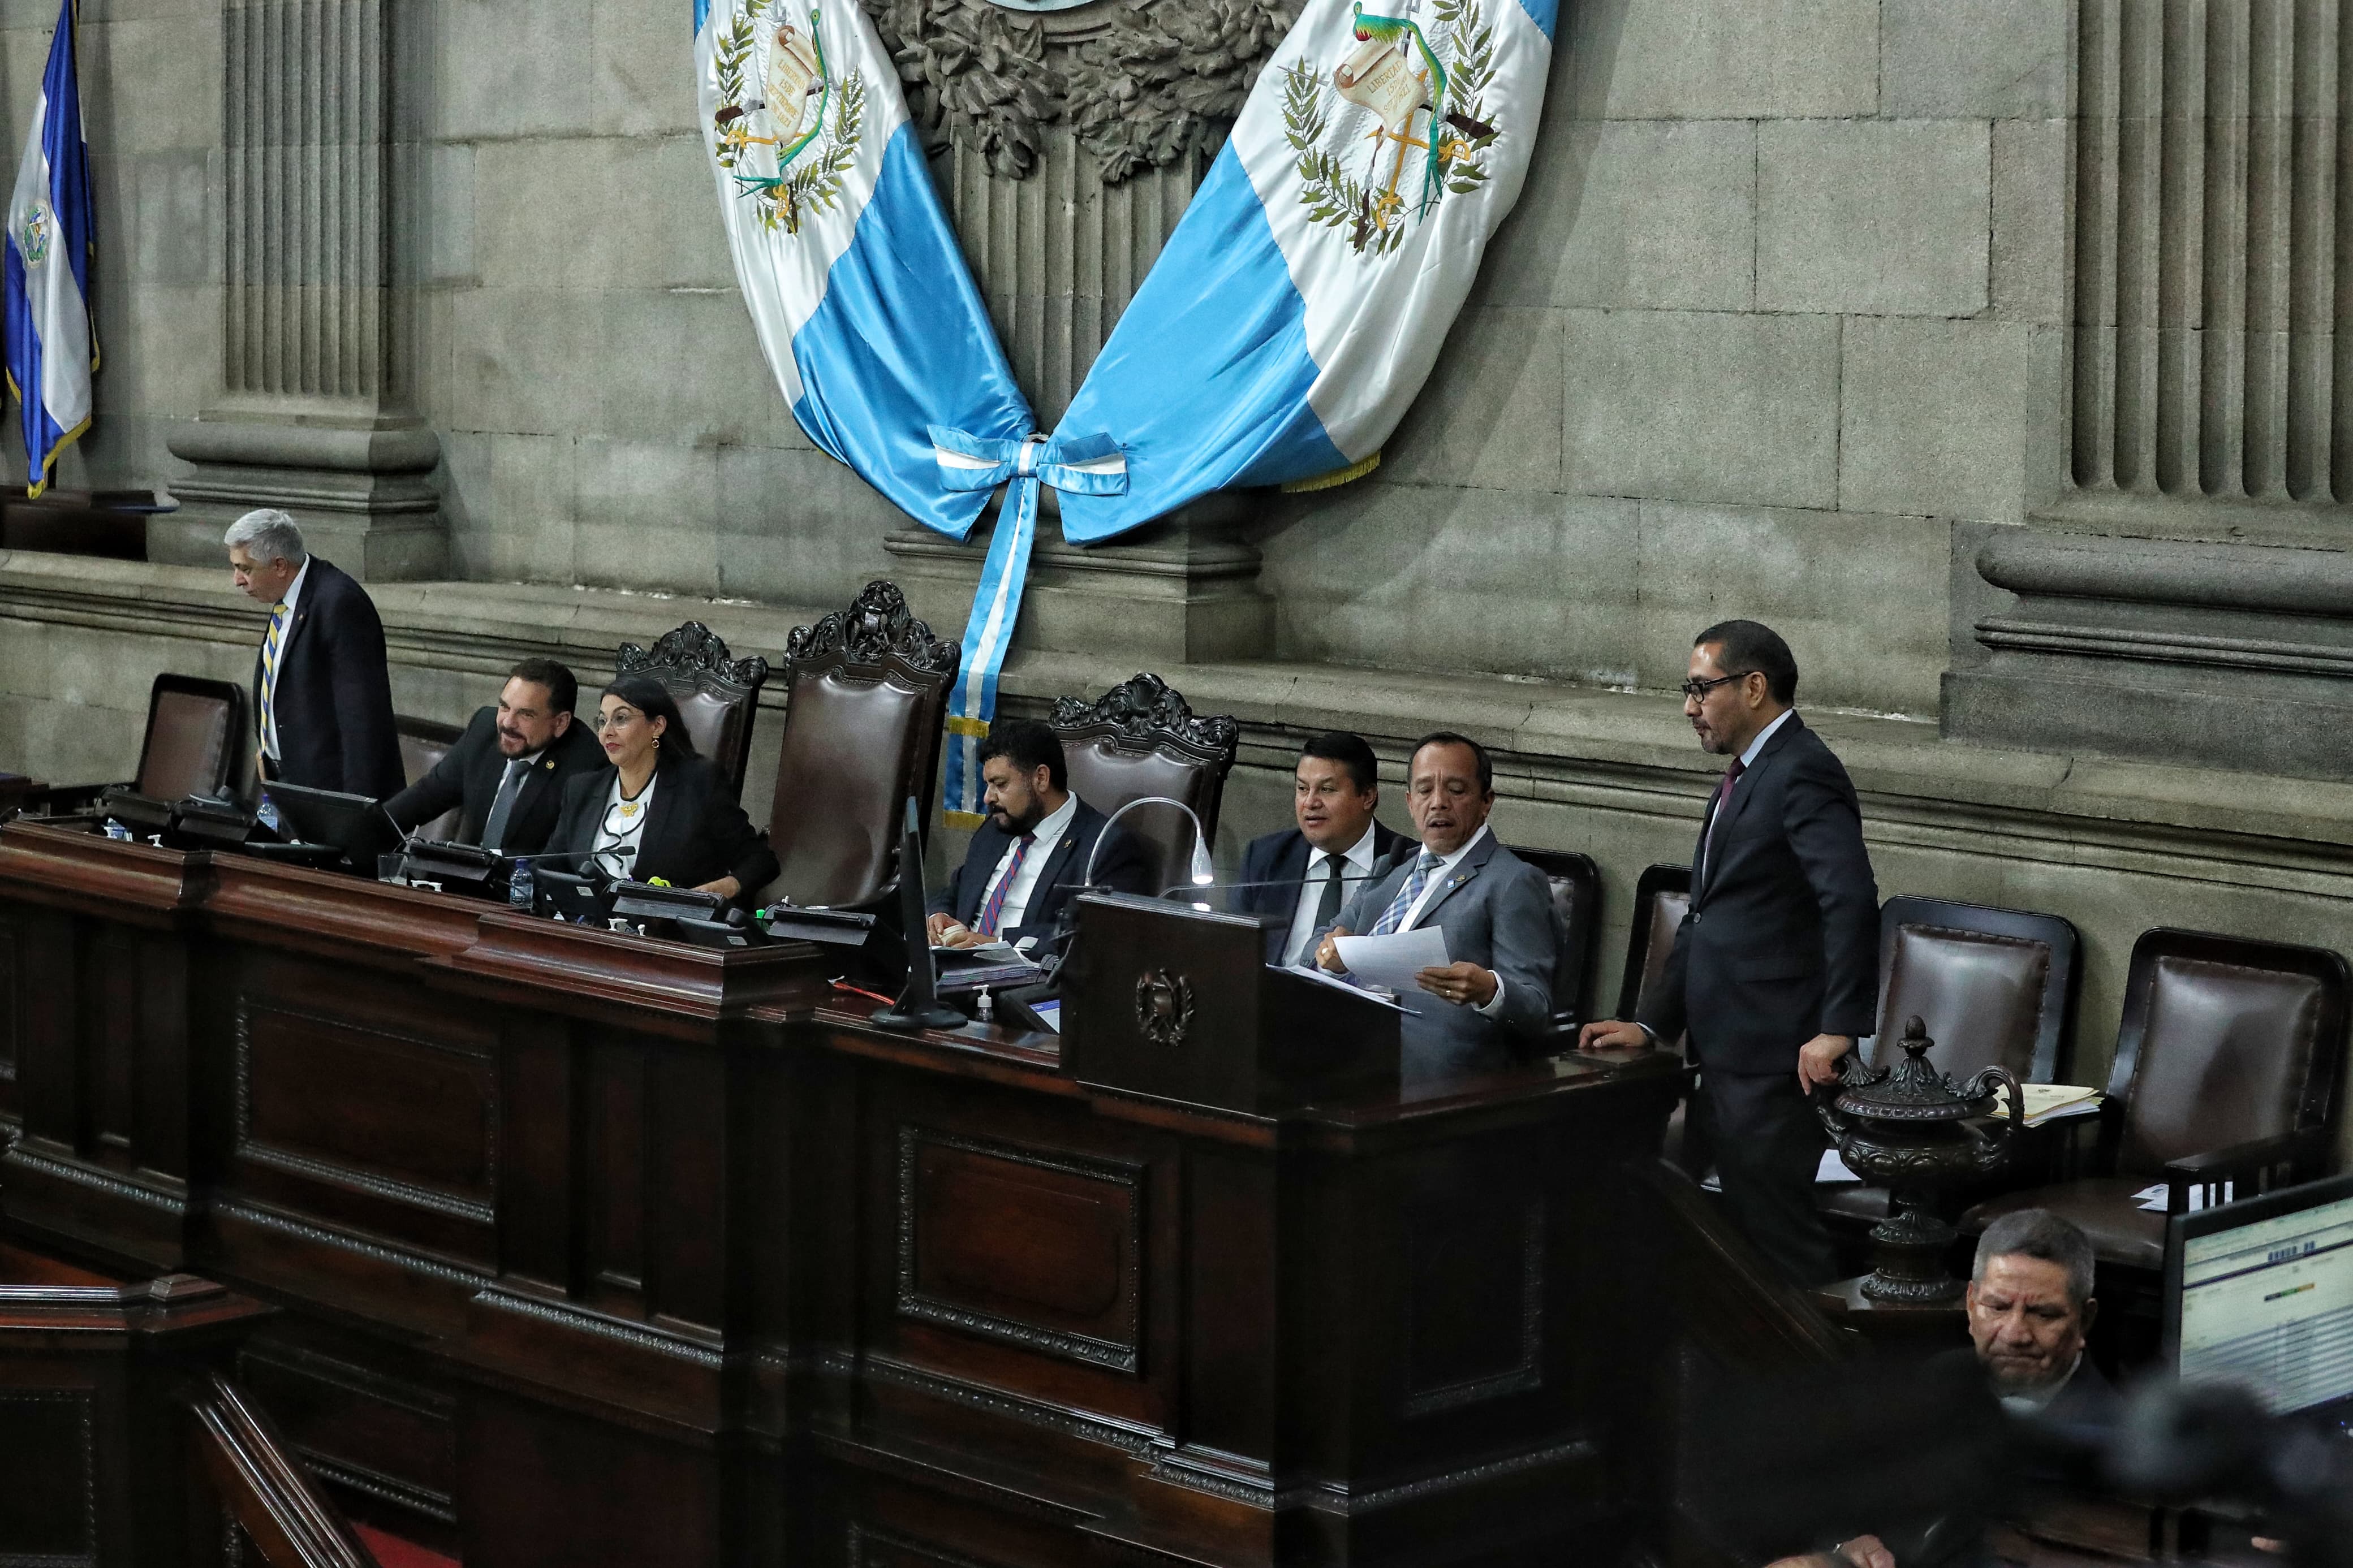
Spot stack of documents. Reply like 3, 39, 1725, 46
1989, 1083, 2105, 1128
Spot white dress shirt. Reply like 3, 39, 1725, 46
1738, 706, 1796, 769
259, 556, 312, 762
980, 792, 1078, 935
1282, 821, 1381, 966
592, 771, 657, 879
1387, 821, 1508, 1017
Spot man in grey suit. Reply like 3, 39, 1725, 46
1312, 731, 1561, 1085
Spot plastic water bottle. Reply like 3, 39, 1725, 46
508, 857, 536, 913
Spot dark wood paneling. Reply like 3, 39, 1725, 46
585, 1034, 647, 1304
238, 1331, 460, 1545
898, 1128, 1143, 1373
458, 1392, 722, 1567
0, 918, 20, 1126
0, 1384, 96, 1560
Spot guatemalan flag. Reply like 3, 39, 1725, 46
696, 0, 1042, 826
1052, 0, 1555, 539
5, 0, 96, 499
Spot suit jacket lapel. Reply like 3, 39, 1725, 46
1409, 833, 1496, 929
637, 767, 686, 879
1700, 714, 1802, 900
1271, 832, 1311, 920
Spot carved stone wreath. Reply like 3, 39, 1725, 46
857, 0, 1300, 181
785, 580, 959, 675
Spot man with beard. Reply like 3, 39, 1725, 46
384, 659, 605, 856
1579, 619, 1878, 1286
926, 719, 1152, 952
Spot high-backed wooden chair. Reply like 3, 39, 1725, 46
1507, 845, 1602, 1034
394, 714, 464, 841
25, 674, 247, 815
1048, 674, 1239, 897
615, 622, 769, 801
1965, 928, 2350, 1275
766, 581, 958, 910
1820, 897, 2080, 1232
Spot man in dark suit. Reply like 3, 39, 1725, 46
227, 509, 404, 800
1580, 620, 1878, 1286
1312, 732, 1561, 1085
385, 659, 604, 855
925, 719, 1152, 953
1237, 732, 1408, 965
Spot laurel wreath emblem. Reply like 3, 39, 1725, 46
1282, 0, 1498, 257
712, 0, 868, 236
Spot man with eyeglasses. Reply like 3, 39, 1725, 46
1578, 619, 1878, 1287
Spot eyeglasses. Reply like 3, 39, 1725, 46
1679, 672, 1747, 701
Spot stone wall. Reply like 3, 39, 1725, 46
7, 0, 2076, 720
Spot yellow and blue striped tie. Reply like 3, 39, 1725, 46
259, 602, 288, 750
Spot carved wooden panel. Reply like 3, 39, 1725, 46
1401, 1194, 1545, 1418
0, 1387, 96, 1562
90, 928, 139, 1155
233, 986, 498, 1245
586, 1035, 647, 1303
896, 1128, 1143, 1372
238, 1336, 459, 1536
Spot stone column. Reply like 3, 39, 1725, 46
154, 0, 443, 581
1946, 0, 2353, 778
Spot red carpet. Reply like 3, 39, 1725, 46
352, 1523, 460, 1568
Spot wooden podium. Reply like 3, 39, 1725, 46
1062, 893, 1401, 1112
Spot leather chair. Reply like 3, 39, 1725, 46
394, 714, 465, 842
1616, 863, 1692, 1027
1964, 928, 2351, 1273
23, 674, 248, 815
1048, 674, 1239, 898
1820, 897, 2080, 1232
1507, 845, 1601, 1034
615, 623, 769, 801
766, 581, 958, 909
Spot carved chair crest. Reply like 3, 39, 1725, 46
615, 621, 770, 701
1049, 672, 1240, 768
783, 580, 959, 680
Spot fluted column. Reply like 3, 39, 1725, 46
158, 0, 442, 580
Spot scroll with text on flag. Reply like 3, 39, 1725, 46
5, 0, 97, 498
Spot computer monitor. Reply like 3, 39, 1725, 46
2166, 1172, 2353, 1419
261, 781, 392, 865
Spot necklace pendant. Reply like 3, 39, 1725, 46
620, 801, 641, 819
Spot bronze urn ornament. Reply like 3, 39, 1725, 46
1817, 1017, 2023, 1303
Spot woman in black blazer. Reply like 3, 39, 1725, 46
547, 675, 778, 906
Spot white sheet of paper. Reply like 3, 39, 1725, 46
1332, 926, 1453, 996
1277, 962, 1416, 1014
1816, 1150, 1862, 1183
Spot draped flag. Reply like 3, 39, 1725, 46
695, 0, 1037, 826
5, 0, 96, 498
1051, 0, 1555, 540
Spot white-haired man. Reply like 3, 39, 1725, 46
225, 510, 403, 799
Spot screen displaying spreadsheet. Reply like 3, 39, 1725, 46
2177, 1192, 2353, 1414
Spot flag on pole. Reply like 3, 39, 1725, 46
5, 0, 96, 499
696, 0, 1038, 824
1051, 0, 1555, 541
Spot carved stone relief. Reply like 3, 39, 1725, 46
859, 0, 1300, 182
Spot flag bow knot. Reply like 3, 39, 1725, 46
928, 424, 1128, 829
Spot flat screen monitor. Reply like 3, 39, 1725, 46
261, 781, 390, 862
2166, 1172, 2353, 1418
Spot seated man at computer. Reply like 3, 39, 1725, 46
385, 659, 605, 857
926, 719, 1152, 954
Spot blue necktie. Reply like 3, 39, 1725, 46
1369, 851, 1444, 936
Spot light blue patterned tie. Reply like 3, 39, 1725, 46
1369, 851, 1444, 936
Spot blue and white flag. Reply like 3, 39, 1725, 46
696, 0, 1042, 826
5, 0, 96, 498
1053, 0, 1554, 540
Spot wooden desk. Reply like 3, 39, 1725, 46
0, 820, 1684, 1568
